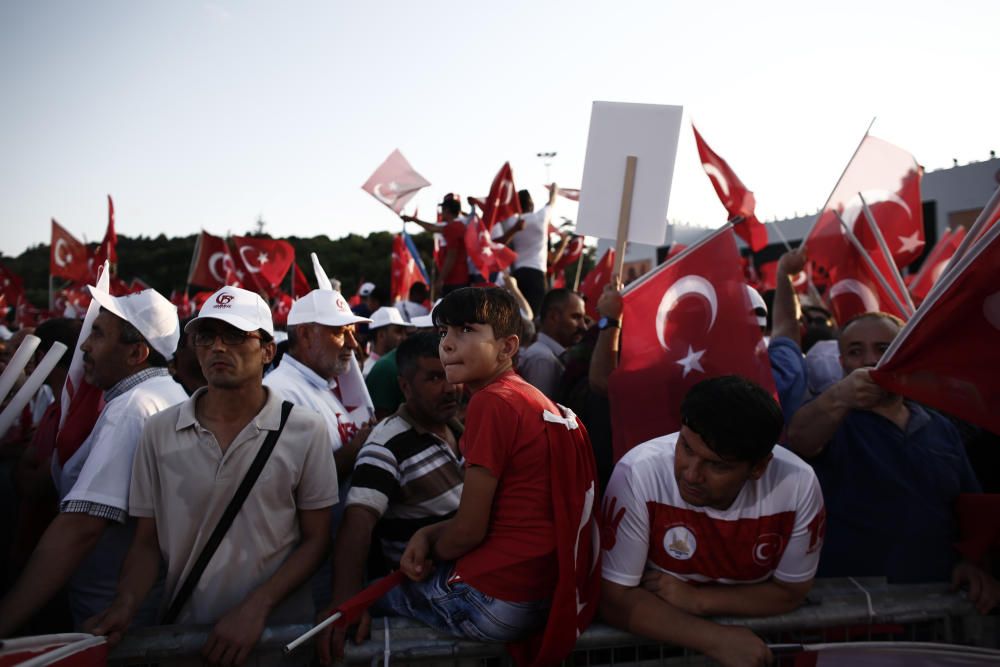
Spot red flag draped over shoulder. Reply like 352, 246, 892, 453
361, 149, 431, 213
50, 220, 90, 283
188, 231, 238, 289
464, 215, 517, 277
692, 125, 768, 252
870, 221, 1000, 434
482, 162, 522, 231
608, 228, 774, 460
805, 135, 924, 288
579, 248, 615, 320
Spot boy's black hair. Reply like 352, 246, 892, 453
433, 287, 520, 339
396, 331, 441, 379
34, 317, 82, 370
680, 375, 782, 464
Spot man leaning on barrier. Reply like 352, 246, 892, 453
84, 287, 337, 665
600, 376, 825, 667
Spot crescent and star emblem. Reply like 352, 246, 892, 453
702, 163, 730, 199
208, 252, 236, 284
53, 238, 72, 267
839, 189, 912, 238
655, 276, 718, 379
238, 245, 268, 273
829, 278, 880, 313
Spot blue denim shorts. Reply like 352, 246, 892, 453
373, 565, 549, 642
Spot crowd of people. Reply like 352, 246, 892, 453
0, 191, 997, 667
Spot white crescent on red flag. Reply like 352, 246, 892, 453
50, 220, 90, 283
231, 236, 295, 294
872, 221, 1000, 433
361, 149, 431, 213
482, 162, 522, 231
464, 215, 517, 277
608, 228, 775, 460
188, 231, 239, 289
826, 228, 910, 324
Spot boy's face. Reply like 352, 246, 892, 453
438, 322, 517, 392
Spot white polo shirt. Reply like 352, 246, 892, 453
497, 205, 550, 272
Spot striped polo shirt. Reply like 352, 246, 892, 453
346, 404, 464, 566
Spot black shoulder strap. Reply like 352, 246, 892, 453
161, 400, 294, 624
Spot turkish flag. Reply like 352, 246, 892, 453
692, 125, 768, 252
805, 135, 924, 287
292, 263, 311, 298
908, 227, 966, 305
50, 220, 90, 283
91, 195, 118, 279
188, 231, 238, 289
361, 149, 431, 213
549, 235, 584, 276
871, 221, 1000, 434
481, 162, 522, 231
0, 264, 24, 307
579, 248, 615, 320
608, 228, 775, 460
826, 229, 910, 324
464, 215, 517, 277
14, 295, 41, 329
169, 290, 195, 319
391, 231, 428, 303
271, 291, 293, 326
231, 236, 295, 291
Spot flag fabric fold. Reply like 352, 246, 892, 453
464, 215, 517, 277
482, 162, 522, 232
579, 249, 615, 320
361, 149, 431, 213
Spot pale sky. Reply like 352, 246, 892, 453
2, 0, 997, 257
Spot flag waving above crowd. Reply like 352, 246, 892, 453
361, 148, 431, 213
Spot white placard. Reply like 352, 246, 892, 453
575, 101, 683, 246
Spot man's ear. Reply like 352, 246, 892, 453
261, 340, 277, 366
748, 452, 774, 481
127, 341, 151, 368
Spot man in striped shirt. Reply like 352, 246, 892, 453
319, 332, 464, 662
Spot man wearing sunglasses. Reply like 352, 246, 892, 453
85, 287, 338, 665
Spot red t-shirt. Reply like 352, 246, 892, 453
456, 371, 558, 601
440, 220, 469, 286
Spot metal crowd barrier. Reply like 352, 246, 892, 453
108, 579, 997, 666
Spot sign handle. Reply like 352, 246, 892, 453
613, 155, 638, 289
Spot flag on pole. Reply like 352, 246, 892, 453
361, 149, 431, 213
50, 220, 90, 283
608, 228, 774, 460
188, 231, 239, 289
692, 125, 768, 252
870, 220, 1000, 434
579, 248, 615, 320
91, 195, 118, 279
391, 231, 429, 304
231, 236, 295, 293
481, 162, 522, 231
464, 215, 517, 277
293, 263, 311, 298
907, 227, 966, 305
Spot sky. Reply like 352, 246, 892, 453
2, 0, 997, 257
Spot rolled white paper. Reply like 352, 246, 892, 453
0, 334, 41, 405
0, 342, 68, 439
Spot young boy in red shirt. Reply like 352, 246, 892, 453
387, 287, 600, 656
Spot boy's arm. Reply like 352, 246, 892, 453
640, 571, 812, 617
203, 506, 332, 666
431, 465, 496, 560
601, 579, 773, 667
83, 516, 162, 645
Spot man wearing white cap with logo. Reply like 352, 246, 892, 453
0, 288, 186, 636
362, 306, 408, 377
265, 288, 373, 480
84, 286, 338, 661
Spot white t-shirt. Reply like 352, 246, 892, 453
496, 205, 550, 272
602, 433, 825, 587
264, 353, 368, 452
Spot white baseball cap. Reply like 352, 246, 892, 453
745, 284, 768, 328
409, 314, 435, 329
87, 287, 180, 360
358, 282, 376, 297
288, 289, 372, 327
368, 306, 407, 330
185, 286, 274, 336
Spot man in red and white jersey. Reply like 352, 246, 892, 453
601, 375, 825, 667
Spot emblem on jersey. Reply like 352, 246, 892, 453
752, 533, 785, 568
663, 525, 697, 560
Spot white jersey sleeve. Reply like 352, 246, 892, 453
600, 455, 653, 587
773, 465, 825, 583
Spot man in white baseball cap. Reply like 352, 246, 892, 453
0, 288, 187, 635
362, 306, 408, 376
84, 285, 337, 658
265, 288, 373, 479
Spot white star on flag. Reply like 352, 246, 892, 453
897, 231, 925, 255
257, 252, 269, 265
675, 345, 706, 378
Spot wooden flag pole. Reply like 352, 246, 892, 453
858, 193, 916, 315
572, 240, 587, 291
835, 212, 911, 318
613, 156, 639, 290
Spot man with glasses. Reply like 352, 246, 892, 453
264, 288, 374, 480
0, 288, 186, 636
84, 286, 338, 663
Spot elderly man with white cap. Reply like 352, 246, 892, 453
0, 287, 187, 636
265, 288, 374, 480
84, 286, 338, 662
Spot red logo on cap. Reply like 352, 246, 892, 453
336, 297, 348, 310
216, 293, 234, 305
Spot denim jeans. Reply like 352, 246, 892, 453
373, 565, 549, 642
